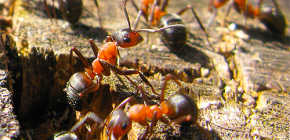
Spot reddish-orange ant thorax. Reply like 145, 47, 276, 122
111, 28, 144, 48
127, 105, 151, 122
151, 6, 167, 26
141, 0, 154, 6
91, 42, 118, 74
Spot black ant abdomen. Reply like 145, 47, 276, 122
65, 72, 96, 111
166, 93, 198, 125
58, 0, 83, 25
159, 14, 187, 51
258, 4, 286, 36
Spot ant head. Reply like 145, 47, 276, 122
111, 28, 144, 48
114, 0, 185, 48
106, 109, 132, 139
109, 0, 144, 48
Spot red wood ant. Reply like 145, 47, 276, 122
65, 1, 186, 111
63, 97, 132, 140
130, 74, 213, 139
66, 74, 212, 140
43, 0, 102, 26
130, 0, 213, 51
207, 0, 286, 37
66, 95, 153, 140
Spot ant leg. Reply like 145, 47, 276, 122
140, 123, 150, 140
123, 69, 158, 95
169, 115, 213, 140
224, 0, 235, 27
69, 112, 103, 133
114, 96, 136, 110
207, 0, 228, 28
73, 83, 100, 98
145, 0, 160, 48
138, 84, 150, 105
70, 39, 99, 73
44, 0, 58, 25
243, 1, 249, 32
93, 0, 102, 27
271, 0, 278, 9
78, 82, 100, 98
140, 112, 156, 140
160, 0, 168, 11
88, 39, 99, 58
147, 111, 158, 139
169, 115, 192, 125
148, 0, 159, 27
130, 0, 148, 30
51, 0, 58, 25
160, 74, 186, 102
44, 0, 53, 23
195, 123, 213, 140
97, 58, 111, 76
137, 85, 158, 139
99, 59, 158, 95
206, 8, 217, 30
176, 5, 213, 50
70, 47, 91, 73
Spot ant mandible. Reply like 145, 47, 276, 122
66, 1, 186, 111
43, 0, 102, 27
67, 74, 213, 140
207, 0, 286, 37
130, 0, 213, 51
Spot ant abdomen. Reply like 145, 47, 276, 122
65, 72, 94, 111
166, 93, 198, 125
58, 0, 83, 25
158, 14, 187, 51
258, 4, 286, 36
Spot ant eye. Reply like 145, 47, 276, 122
121, 122, 129, 130
123, 38, 131, 43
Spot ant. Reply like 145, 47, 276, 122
50, 96, 132, 140
43, 0, 102, 26
65, 1, 186, 111
127, 74, 213, 139
130, 0, 213, 51
207, 0, 286, 37
65, 74, 212, 140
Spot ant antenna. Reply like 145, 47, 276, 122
136, 24, 186, 33
123, 0, 132, 31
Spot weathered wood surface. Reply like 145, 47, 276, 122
0, 0, 289, 139
0, 34, 20, 138
235, 40, 290, 95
